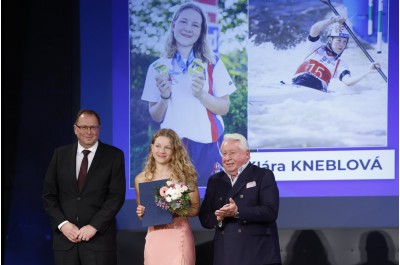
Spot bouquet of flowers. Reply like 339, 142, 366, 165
155, 178, 192, 217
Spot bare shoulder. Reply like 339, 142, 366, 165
134, 171, 147, 185
188, 182, 198, 190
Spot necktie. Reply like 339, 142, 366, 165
77, 150, 91, 191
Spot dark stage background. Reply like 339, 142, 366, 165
2, 0, 398, 264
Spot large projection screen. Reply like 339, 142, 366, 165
81, 0, 398, 229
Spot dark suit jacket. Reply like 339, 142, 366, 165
199, 163, 281, 265
43, 141, 126, 251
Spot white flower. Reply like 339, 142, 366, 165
176, 184, 187, 193
165, 188, 174, 196
155, 179, 192, 216
166, 188, 181, 200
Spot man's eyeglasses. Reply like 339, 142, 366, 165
75, 124, 100, 131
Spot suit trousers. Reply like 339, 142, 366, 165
54, 244, 116, 265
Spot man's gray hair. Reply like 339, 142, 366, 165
223, 133, 249, 151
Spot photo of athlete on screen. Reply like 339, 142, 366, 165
140, 2, 237, 186
248, 0, 388, 149
292, 16, 381, 92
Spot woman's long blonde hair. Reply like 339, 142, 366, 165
164, 2, 215, 64
143, 128, 197, 185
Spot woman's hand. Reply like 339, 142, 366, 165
136, 205, 145, 219
155, 74, 172, 99
191, 74, 205, 99
330, 16, 346, 24
369, 62, 381, 72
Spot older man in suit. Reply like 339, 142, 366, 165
43, 109, 126, 265
199, 133, 281, 265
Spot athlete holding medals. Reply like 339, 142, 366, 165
292, 16, 381, 92
141, 2, 236, 187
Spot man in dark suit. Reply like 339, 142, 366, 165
43, 109, 126, 265
199, 133, 281, 265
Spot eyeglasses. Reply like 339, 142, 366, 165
75, 124, 100, 131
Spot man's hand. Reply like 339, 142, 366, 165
215, 198, 238, 220
77, 225, 97, 242
60, 222, 80, 243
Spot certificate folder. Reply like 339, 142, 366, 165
139, 179, 172, 227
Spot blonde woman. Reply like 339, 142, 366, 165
135, 128, 200, 265
141, 2, 236, 186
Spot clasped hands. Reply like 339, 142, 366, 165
61, 223, 97, 243
215, 198, 238, 222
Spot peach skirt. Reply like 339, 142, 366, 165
144, 217, 195, 265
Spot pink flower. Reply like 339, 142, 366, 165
176, 184, 188, 193
155, 178, 192, 216
159, 186, 168, 197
